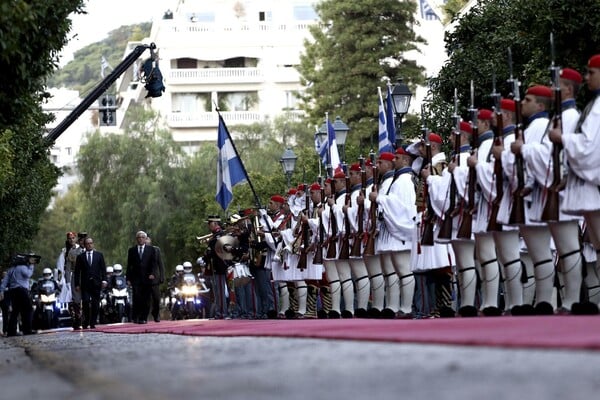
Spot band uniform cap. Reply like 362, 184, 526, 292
287, 188, 297, 196
229, 214, 242, 224
324, 178, 333, 185
395, 147, 409, 156
526, 85, 552, 98
560, 67, 583, 84
270, 195, 285, 204
588, 54, 600, 69
310, 183, 322, 191
296, 184, 306, 192
365, 158, 374, 167
333, 170, 346, 179
500, 98, 516, 112
428, 133, 443, 144
378, 152, 396, 162
206, 215, 221, 223
478, 109, 494, 121
459, 121, 473, 133
349, 162, 361, 172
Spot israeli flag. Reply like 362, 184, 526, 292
378, 87, 392, 153
215, 116, 248, 211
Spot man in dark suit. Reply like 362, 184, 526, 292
74, 237, 107, 329
126, 230, 161, 324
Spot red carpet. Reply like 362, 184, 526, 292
91, 316, 600, 350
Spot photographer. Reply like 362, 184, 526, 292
0, 253, 38, 336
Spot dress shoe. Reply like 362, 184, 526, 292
139, 320, 147, 324
153, 317, 160, 323
90, 325, 96, 329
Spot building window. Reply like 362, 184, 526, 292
218, 92, 258, 112
65, 147, 72, 156
293, 5, 317, 20
258, 11, 272, 21
171, 93, 211, 113
224, 57, 246, 68
285, 91, 299, 110
176, 58, 198, 69
187, 12, 215, 23
51, 154, 58, 163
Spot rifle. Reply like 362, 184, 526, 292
339, 171, 352, 260
312, 176, 325, 265
297, 177, 310, 271
487, 74, 504, 232
351, 156, 366, 257
438, 89, 461, 240
507, 47, 526, 225
421, 106, 435, 246
363, 152, 378, 257
457, 80, 479, 239
325, 183, 339, 259
541, 32, 562, 222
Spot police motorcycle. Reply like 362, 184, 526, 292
109, 264, 130, 323
100, 264, 130, 323
32, 268, 61, 330
170, 262, 209, 319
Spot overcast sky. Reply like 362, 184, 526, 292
59, 0, 171, 66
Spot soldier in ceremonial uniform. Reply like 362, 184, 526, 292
362, 158, 386, 317
376, 148, 417, 318
510, 85, 553, 314
550, 55, 600, 313
415, 133, 452, 318
446, 120, 479, 316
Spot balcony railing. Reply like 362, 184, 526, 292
168, 68, 264, 84
166, 110, 305, 128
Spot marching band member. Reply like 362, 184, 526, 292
550, 54, 600, 314
510, 85, 553, 314
303, 182, 326, 318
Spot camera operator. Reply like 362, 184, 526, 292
0, 253, 39, 336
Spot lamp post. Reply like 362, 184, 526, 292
390, 79, 412, 147
318, 115, 350, 165
280, 148, 297, 189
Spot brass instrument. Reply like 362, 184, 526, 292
196, 233, 214, 243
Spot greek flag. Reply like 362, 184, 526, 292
386, 85, 397, 148
378, 87, 392, 153
215, 115, 248, 211
315, 115, 341, 174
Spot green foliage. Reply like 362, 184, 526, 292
442, 0, 469, 24
297, 0, 426, 149
429, 0, 600, 139
47, 23, 152, 94
0, 0, 83, 266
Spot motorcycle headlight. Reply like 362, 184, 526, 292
181, 286, 197, 296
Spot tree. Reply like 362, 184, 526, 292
297, 0, 426, 148
428, 0, 600, 136
76, 106, 184, 267
0, 0, 84, 264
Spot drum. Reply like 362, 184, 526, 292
227, 263, 252, 287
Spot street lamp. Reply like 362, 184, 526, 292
390, 79, 413, 147
280, 148, 297, 189
318, 115, 350, 164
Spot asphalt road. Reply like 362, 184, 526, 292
2, 329, 600, 400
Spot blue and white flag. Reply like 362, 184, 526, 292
327, 116, 342, 172
378, 87, 392, 154
385, 85, 397, 148
315, 115, 342, 174
215, 115, 248, 211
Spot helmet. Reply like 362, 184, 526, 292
175, 264, 184, 273
196, 257, 206, 267
183, 261, 193, 273
106, 266, 114, 274
113, 264, 123, 275
42, 268, 52, 279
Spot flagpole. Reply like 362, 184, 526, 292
215, 109, 262, 209
325, 112, 332, 177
